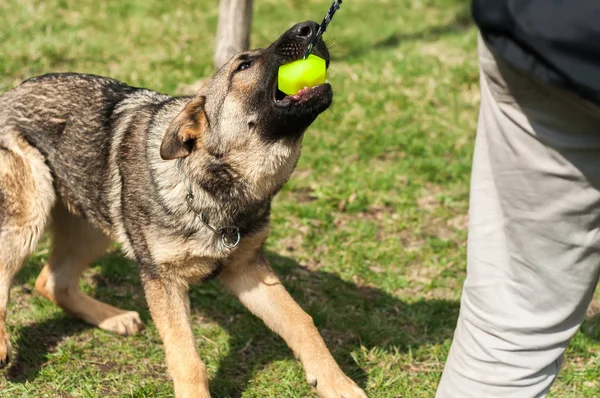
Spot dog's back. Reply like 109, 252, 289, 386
0, 74, 171, 229
2, 73, 133, 214
0, 73, 151, 282
0, 73, 134, 148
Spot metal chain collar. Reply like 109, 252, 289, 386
175, 159, 241, 249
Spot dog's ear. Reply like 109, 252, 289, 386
160, 96, 209, 160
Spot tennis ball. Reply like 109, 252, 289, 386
278, 55, 327, 96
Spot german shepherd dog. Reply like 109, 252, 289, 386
0, 21, 367, 397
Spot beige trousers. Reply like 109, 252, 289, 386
436, 37, 600, 397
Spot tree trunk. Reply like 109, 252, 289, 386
214, 0, 254, 69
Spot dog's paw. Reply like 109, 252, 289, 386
174, 382, 211, 398
0, 327, 11, 369
307, 369, 367, 398
98, 311, 144, 336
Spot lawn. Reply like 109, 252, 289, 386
1, 0, 599, 396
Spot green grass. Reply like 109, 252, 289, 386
1, 0, 600, 396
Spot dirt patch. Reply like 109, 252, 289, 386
448, 214, 468, 230
417, 184, 444, 212
586, 297, 600, 319
293, 186, 317, 203
278, 234, 304, 254
359, 205, 398, 222
421, 216, 457, 241
419, 41, 469, 67
291, 168, 312, 180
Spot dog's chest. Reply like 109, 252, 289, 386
139, 224, 228, 279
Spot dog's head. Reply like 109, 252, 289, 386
160, 21, 332, 200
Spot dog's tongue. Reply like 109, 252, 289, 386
289, 86, 315, 101
276, 79, 325, 105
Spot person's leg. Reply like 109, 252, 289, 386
437, 36, 600, 398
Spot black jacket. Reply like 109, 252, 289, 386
472, 0, 600, 105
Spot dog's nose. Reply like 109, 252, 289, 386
291, 21, 319, 40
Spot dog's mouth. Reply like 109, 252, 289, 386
257, 21, 333, 137
272, 49, 332, 110
274, 82, 331, 107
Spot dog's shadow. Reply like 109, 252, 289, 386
7, 250, 460, 396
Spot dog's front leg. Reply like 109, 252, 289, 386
141, 274, 210, 398
219, 250, 367, 398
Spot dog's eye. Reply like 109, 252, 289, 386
236, 61, 252, 72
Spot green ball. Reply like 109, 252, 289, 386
278, 55, 327, 95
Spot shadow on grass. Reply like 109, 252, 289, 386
376, 10, 472, 48
205, 252, 459, 397
6, 316, 90, 383
333, 6, 473, 61
4, 250, 139, 384
581, 313, 600, 342
6, 250, 459, 395
4, 254, 95, 382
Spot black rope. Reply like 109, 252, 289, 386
303, 0, 343, 59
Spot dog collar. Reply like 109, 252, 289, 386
175, 159, 241, 249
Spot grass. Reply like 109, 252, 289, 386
1, 0, 599, 396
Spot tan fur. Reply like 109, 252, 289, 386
220, 240, 367, 398
34, 204, 143, 335
161, 97, 209, 160
0, 130, 55, 366
228, 135, 303, 200
142, 275, 210, 397
144, 224, 224, 285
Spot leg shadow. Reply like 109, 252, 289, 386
190, 252, 459, 397
6, 315, 90, 383
4, 245, 93, 383
5, 248, 148, 383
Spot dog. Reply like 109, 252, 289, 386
0, 21, 367, 397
